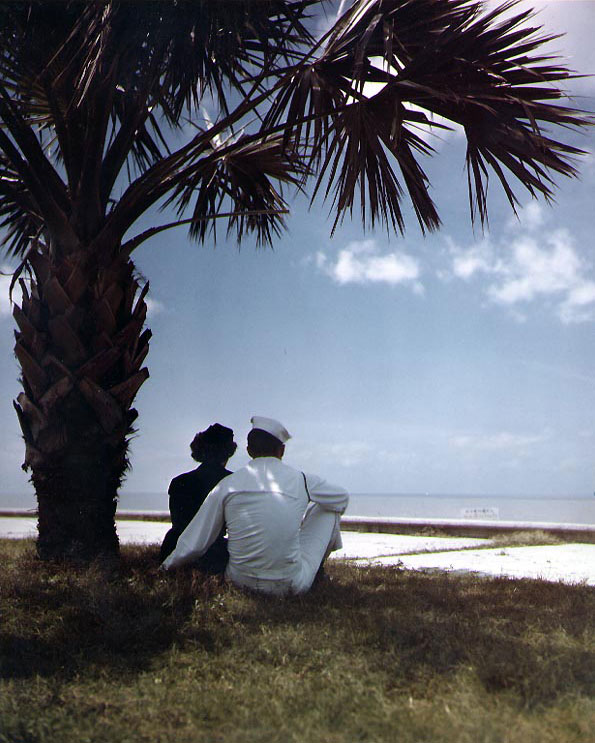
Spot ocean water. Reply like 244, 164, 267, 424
346, 492, 594, 525
3, 490, 594, 525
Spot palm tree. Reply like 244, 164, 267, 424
0, 0, 589, 563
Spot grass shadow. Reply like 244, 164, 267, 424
1, 541, 593, 711
0, 541, 223, 680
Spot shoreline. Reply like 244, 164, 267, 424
2, 491, 592, 527
2, 508, 593, 542
2, 514, 594, 584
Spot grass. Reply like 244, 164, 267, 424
390, 530, 567, 557
1, 539, 594, 743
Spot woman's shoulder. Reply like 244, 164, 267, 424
195, 462, 233, 492
168, 467, 200, 494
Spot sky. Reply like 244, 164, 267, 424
1, 1, 595, 505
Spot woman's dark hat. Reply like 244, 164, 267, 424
200, 423, 234, 445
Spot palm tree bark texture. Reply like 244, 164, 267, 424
0, 1, 590, 563
13, 249, 150, 561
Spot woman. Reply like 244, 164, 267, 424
159, 423, 236, 572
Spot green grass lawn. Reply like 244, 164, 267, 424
1, 539, 593, 743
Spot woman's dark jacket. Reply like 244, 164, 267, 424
159, 462, 231, 569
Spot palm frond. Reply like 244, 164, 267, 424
267, 0, 590, 232
66, 1, 316, 124
311, 89, 441, 234
0, 153, 43, 257
0, 0, 591, 259
166, 133, 310, 246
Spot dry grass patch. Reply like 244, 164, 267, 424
1, 539, 593, 743
489, 530, 565, 547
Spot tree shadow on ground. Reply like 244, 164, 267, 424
0, 543, 222, 680
1, 543, 593, 710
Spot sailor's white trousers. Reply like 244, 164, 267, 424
226, 503, 342, 596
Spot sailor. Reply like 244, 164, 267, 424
161, 416, 348, 595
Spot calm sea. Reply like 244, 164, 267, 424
2, 490, 594, 525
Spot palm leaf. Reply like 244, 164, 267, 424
0, 1, 319, 257
0, 0, 591, 259
267, 0, 590, 232
0, 154, 43, 257
165, 133, 310, 246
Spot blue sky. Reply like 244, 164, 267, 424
1, 1, 595, 503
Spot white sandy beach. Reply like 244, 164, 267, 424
2, 516, 594, 586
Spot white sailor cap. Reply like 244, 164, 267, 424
250, 416, 291, 444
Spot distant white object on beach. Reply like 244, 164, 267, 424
460, 507, 499, 519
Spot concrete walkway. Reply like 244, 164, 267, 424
337, 531, 595, 586
2, 516, 594, 586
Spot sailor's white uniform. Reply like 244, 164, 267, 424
161, 456, 348, 594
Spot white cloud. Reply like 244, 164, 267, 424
507, 201, 547, 232
316, 239, 422, 289
145, 297, 165, 317
0, 274, 12, 317
488, 1, 595, 94
519, 359, 595, 387
446, 224, 595, 323
487, 232, 581, 304
323, 441, 373, 468
582, 149, 595, 179
0, 266, 20, 319
449, 237, 495, 280
559, 279, 595, 322
295, 440, 374, 469
451, 429, 552, 451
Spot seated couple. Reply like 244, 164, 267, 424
160, 416, 348, 595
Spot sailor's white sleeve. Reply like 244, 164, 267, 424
304, 473, 349, 513
160, 485, 226, 570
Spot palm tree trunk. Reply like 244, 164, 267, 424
12, 246, 151, 563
